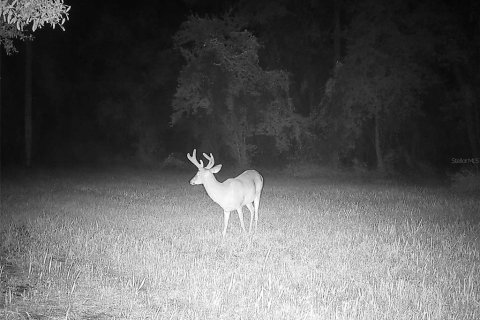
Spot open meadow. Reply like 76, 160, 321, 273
1, 167, 479, 319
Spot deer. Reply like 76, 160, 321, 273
187, 149, 264, 237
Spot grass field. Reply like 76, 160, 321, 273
1, 167, 479, 319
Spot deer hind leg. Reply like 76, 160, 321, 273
236, 207, 246, 233
253, 197, 260, 231
246, 202, 255, 233
222, 210, 231, 237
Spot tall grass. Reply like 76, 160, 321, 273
1, 168, 479, 319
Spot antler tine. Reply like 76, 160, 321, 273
203, 152, 215, 169
187, 149, 204, 169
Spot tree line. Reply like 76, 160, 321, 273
1, 0, 479, 175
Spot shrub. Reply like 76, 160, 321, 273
161, 152, 189, 170
450, 169, 480, 193
282, 161, 337, 178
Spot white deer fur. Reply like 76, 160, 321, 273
187, 149, 263, 237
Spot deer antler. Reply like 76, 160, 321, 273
187, 149, 204, 169
203, 153, 215, 169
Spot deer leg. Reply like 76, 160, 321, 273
246, 203, 255, 233
222, 210, 230, 237
253, 197, 260, 231
237, 207, 246, 233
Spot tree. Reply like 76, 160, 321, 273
234, 0, 333, 115
314, 0, 435, 172
0, 0, 70, 166
0, 0, 70, 32
0, 0, 69, 54
0, 20, 26, 54
24, 39, 32, 166
440, 1, 480, 159
172, 14, 302, 167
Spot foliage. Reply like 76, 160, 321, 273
87, 10, 182, 163
0, 19, 27, 54
0, 0, 70, 54
172, 14, 303, 166
233, 0, 331, 113
450, 169, 480, 193
0, 0, 70, 31
282, 160, 335, 178
313, 0, 435, 169
161, 152, 189, 169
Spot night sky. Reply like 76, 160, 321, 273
1, 0, 479, 174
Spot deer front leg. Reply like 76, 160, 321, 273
222, 210, 230, 237
237, 207, 246, 233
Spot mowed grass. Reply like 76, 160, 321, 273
1, 168, 479, 319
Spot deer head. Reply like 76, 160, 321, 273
186, 149, 222, 185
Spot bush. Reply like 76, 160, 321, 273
161, 152, 189, 170
282, 161, 337, 178
450, 169, 480, 193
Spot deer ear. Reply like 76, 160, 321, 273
211, 164, 222, 173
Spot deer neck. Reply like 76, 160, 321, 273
203, 174, 226, 205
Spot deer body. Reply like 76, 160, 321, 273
187, 150, 263, 236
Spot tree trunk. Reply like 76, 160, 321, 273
453, 66, 480, 159
330, 0, 342, 169
374, 107, 385, 173
409, 128, 420, 169
232, 126, 249, 169
221, 110, 250, 168
333, 0, 342, 65
463, 97, 479, 158
25, 41, 32, 167
0, 48, 2, 167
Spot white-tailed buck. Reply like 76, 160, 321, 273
187, 149, 264, 237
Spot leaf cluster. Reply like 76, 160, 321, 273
0, 0, 70, 32
172, 14, 304, 162
0, 19, 28, 54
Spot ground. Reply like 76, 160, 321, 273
1, 167, 479, 319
